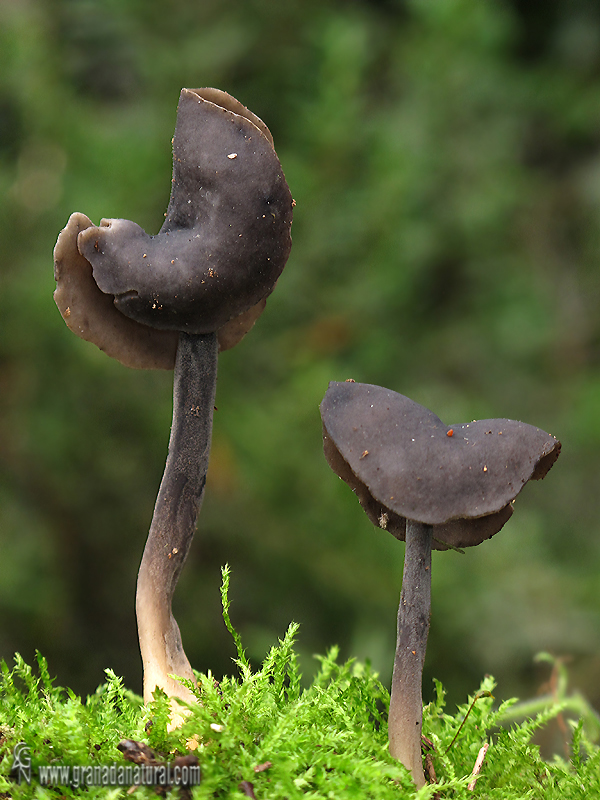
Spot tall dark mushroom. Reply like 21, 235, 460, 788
53, 88, 293, 709
320, 381, 560, 788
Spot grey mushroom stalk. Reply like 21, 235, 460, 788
320, 380, 560, 788
54, 88, 293, 710
135, 331, 218, 706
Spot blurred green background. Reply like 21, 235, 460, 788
1, 0, 600, 714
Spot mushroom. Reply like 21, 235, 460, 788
320, 381, 560, 788
53, 88, 293, 709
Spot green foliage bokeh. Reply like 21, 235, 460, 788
1, 0, 600, 715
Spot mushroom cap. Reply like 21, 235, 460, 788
77, 87, 293, 335
54, 212, 180, 369
53, 212, 268, 367
320, 381, 561, 550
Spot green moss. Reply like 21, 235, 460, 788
0, 569, 598, 798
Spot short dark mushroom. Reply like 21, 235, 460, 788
320, 381, 560, 788
53, 88, 293, 710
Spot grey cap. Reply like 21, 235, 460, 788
321, 381, 561, 550
54, 89, 293, 368
77, 88, 293, 334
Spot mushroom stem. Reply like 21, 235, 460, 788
388, 520, 433, 788
136, 331, 218, 705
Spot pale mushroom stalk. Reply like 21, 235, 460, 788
136, 331, 218, 704
388, 520, 433, 789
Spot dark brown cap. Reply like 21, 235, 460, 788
54, 89, 293, 368
54, 212, 180, 369
77, 88, 293, 334
321, 381, 561, 550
